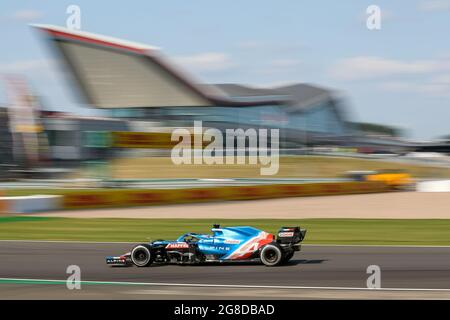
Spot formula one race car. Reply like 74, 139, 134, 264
106, 225, 306, 267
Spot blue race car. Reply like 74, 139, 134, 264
106, 224, 306, 267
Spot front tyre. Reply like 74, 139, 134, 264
131, 244, 153, 267
260, 243, 283, 266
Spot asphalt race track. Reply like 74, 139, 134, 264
1, 241, 450, 299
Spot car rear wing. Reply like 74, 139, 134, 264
276, 226, 307, 244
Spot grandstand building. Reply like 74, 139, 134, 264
34, 25, 355, 149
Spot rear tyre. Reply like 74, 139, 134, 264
131, 244, 153, 267
260, 243, 283, 266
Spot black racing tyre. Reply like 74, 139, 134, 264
131, 244, 153, 267
260, 243, 283, 266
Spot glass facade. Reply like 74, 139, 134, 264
107, 98, 349, 148
287, 103, 346, 135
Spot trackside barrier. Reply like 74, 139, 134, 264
62, 181, 390, 210
416, 180, 450, 192
0, 195, 63, 213
0, 191, 6, 214
0, 200, 6, 214
111, 131, 208, 149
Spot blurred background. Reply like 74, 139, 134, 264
2, 2, 450, 301
0, 1, 449, 200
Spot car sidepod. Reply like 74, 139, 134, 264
220, 229, 274, 261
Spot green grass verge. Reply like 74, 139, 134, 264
0, 216, 450, 245
107, 155, 450, 179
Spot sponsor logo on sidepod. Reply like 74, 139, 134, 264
224, 239, 241, 244
166, 242, 190, 249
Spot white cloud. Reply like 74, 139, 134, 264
254, 59, 302, 77
418, 0, 450, 12
380, 81, 450, 97
379, 82, 412, 91
329, 56, 448, 81
0, 59, 54, 73
172, 52, 235, 72
433, 74, 450, 84
11, 10, 43, 21
329, 56, 450, 97
379, 72, 450, 97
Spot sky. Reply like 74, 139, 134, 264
0, 0, 449, 140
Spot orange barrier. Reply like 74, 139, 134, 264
111, 131, 208, 149
112, 132, 173, 149
0, 191, 7, 214
62, 181, 390, 209
0, 199, 9, 214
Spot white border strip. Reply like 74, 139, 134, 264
1, 277, 450, 292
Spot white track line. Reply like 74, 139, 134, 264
1, 277, 450, 292
1, 239, 450, 248
0, 239, 135, 244
304, 244, 450, 248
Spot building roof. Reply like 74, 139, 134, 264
275, 84, 332, 103
32, 25, 336, 111
32, 24, 217, 109
211, 83, 334, 110
211, 84, 286, 98
32, 25, 282, 109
